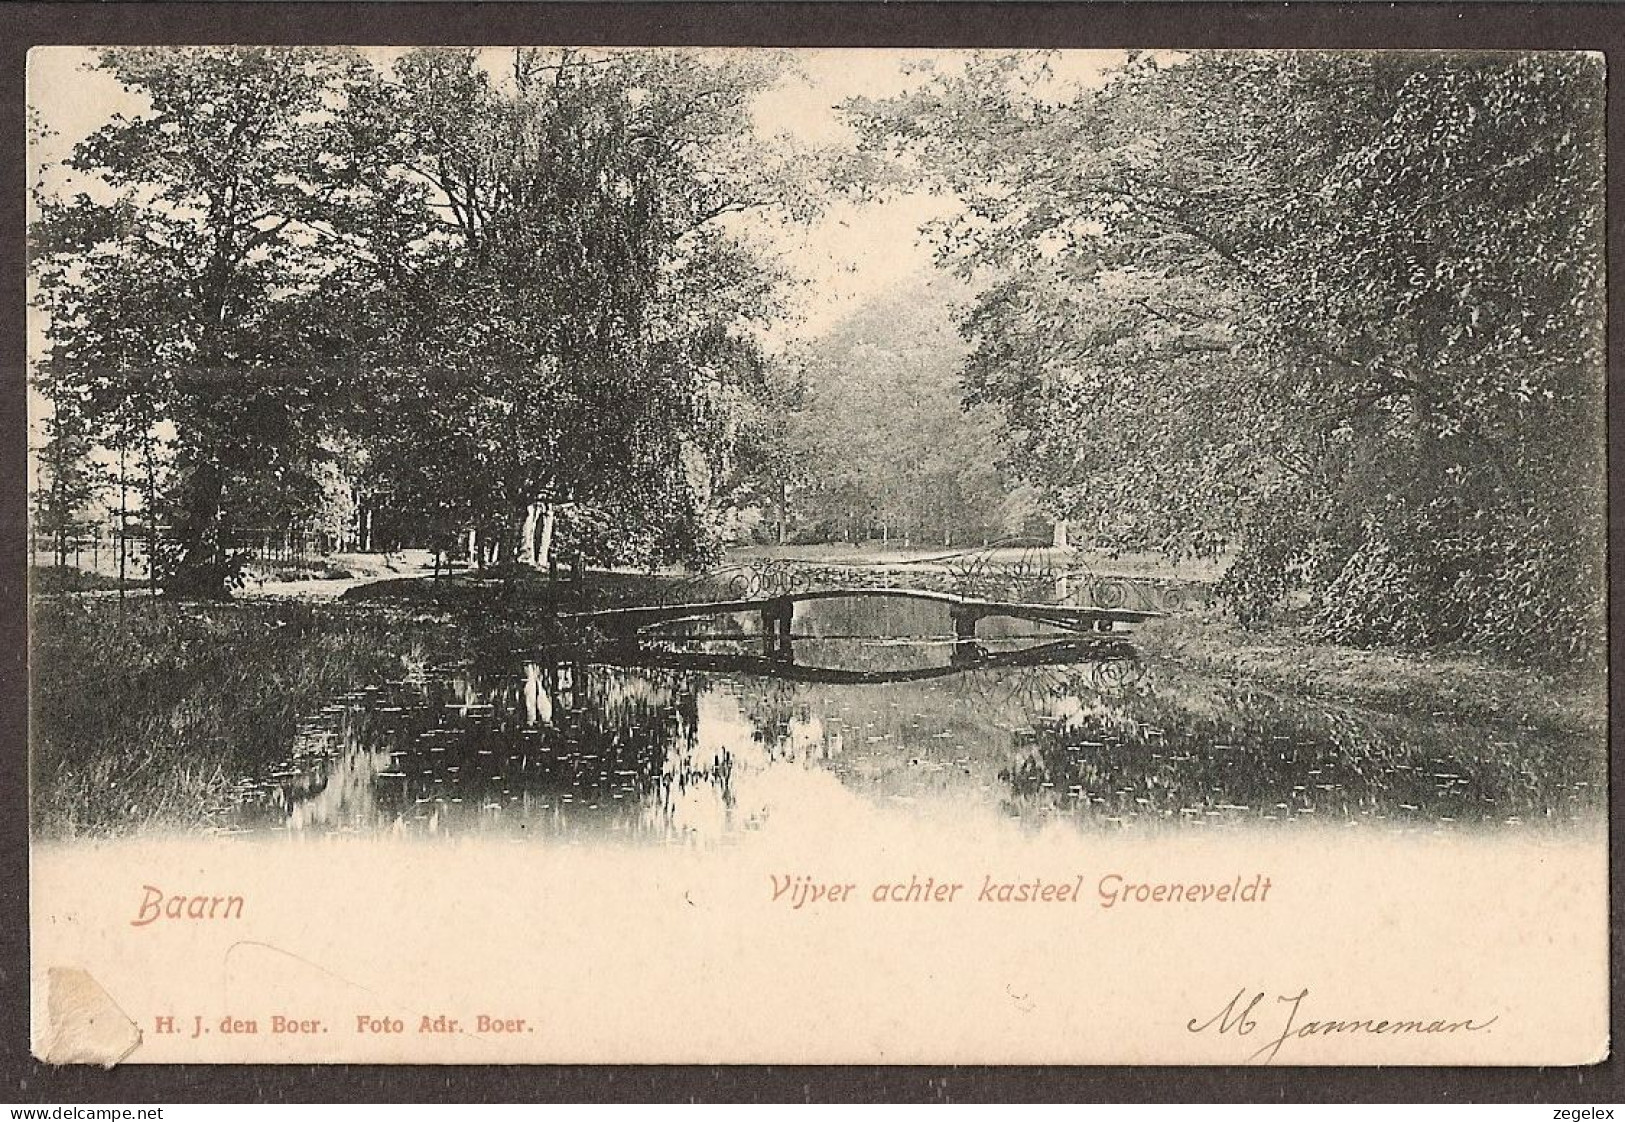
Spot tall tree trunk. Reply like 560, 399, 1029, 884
165, 453, 231, 600
144, 440, 159, 596
536, 504, 557, 569
117, 442, 128, 595
521, 503, 542, 565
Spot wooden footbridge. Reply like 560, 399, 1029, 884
563, 587, 1160, 645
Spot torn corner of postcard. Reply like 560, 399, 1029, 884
36, 968, 143, 1068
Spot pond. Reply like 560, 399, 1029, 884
229, 596, 1604, 839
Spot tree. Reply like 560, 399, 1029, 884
32, 46, 832, 588
782, 274, 1020, 546
852, 51, 1605, 655
718, 357, 814, 545
343, 48, 810, 570
30, 377, 102, 569
32, 47, 378, 598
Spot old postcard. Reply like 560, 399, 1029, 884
26, 45, 1608, 1065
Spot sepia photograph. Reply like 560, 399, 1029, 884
24, 42, 1609, 1067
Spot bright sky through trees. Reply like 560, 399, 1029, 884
28, 47, 1130, 351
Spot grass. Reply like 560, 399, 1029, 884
28, 597, 465, 838
1137, 612, 1607, 738
28, 565, 148, 595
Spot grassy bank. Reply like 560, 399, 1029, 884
28, 565, 148, 595
1137, 613, 1607, 738
29, 597, 466, 837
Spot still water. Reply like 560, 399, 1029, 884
230, 597, 1603, 839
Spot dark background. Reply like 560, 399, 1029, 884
2, 1, 1619, 1104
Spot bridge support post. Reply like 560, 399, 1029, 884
951, 604, 978, 642
762, 600, 794, 661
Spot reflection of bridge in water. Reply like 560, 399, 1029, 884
566, 587, 1161, 658
599, 635, 1139, 685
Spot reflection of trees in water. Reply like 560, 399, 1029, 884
250, 661, 739, 840
948, 654, 1149, 716
739, 677, 810, 752
702, 654, 1154, 801
252, 638, 1602, 840
999, 674, 1603, 827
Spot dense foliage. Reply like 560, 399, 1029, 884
852, 51, 1606, 656
339, 48, 808, 571
33, 48, 369, 595
32, 49, 1606, 660
769, 275, 1030, 546
31, 47, 809, 594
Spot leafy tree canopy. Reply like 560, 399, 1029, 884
851, 51, 1605, 656
31, 47, 824, 589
